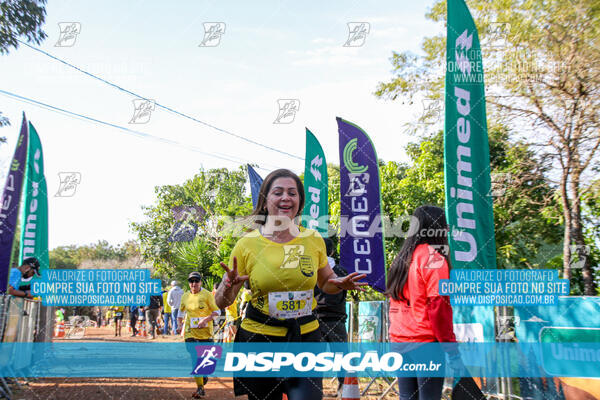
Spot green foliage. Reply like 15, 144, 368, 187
581, 179, 600, 294
49, 245, 79, 269
582, 180, 600, 243
397, 127, 562, 269
171, 239, 216, 289
48, 240, 141, 269
0, 0, 47, 54
130, 167, 252, 284
0, 112, 8, 131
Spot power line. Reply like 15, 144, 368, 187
17, 40, 304, 161
0, 88, 273, 171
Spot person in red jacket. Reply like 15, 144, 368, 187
385, 205, 456, 400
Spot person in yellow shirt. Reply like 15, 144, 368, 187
109, 306, 125, 337
178, 271, 220, 399
215, 169, 366, 400
223, 296, 239, 342
239, 287, 252, 320
162, 287, 172, 335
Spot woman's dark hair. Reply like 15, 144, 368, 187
324, 237, 335, 257
384, 205, 451, 301
250, 169, 305, 225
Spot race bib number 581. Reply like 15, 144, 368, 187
268, 290, 312, 319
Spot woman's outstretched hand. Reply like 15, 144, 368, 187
328, 272, 368, 292
219, 257, 249, 288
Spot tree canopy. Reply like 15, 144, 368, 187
0, 0, 47, 134
49, 240, 141, 269
130, 167, 252, 288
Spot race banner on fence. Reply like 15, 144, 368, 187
337, 117, 386, 292
445, 0, 497, 340
0, 114, 29, 293
302, 128, 328, 237
19, 122, 49, 272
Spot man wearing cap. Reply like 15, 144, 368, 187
8, 257, 40, 298
178, 272, 220, 399
167, 280, 184, 334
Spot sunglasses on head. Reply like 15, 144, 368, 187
188, 279, 201, 283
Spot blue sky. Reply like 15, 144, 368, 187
0, 0, 444, 248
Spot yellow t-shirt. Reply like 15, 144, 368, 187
162, 291, 172, 313
241, 289, 252, 304
230, 228, 328, 337
225, 298, 239, 322
180, 289, 220, 340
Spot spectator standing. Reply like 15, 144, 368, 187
129, 305, 139, 336
162, 288, 172, 335
167, 281, 184, 334
7, 257, 40, 298
55, 308, 65, 323
223, 296, 239, 343
106, 309, 113, 327
239, 287, 252, 320
145, 294, 163, 339
385, 205, 458, 400
96, 307, 103, 327
138, 306, 146, 333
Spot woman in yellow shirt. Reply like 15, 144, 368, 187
215, 169, 366, 400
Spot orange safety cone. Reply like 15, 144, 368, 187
141, 321, 147, 337
341, 375, 360, 400
57, 321, 65, 338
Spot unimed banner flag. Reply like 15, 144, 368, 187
301, 128, 328, 237
445, 0, 496, 340
337, 117, 385, 292
0, 115, 29, 293
19, 122, 49, 271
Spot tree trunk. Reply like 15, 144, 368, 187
561, 174, 572, 284
569, 173, 597, 295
